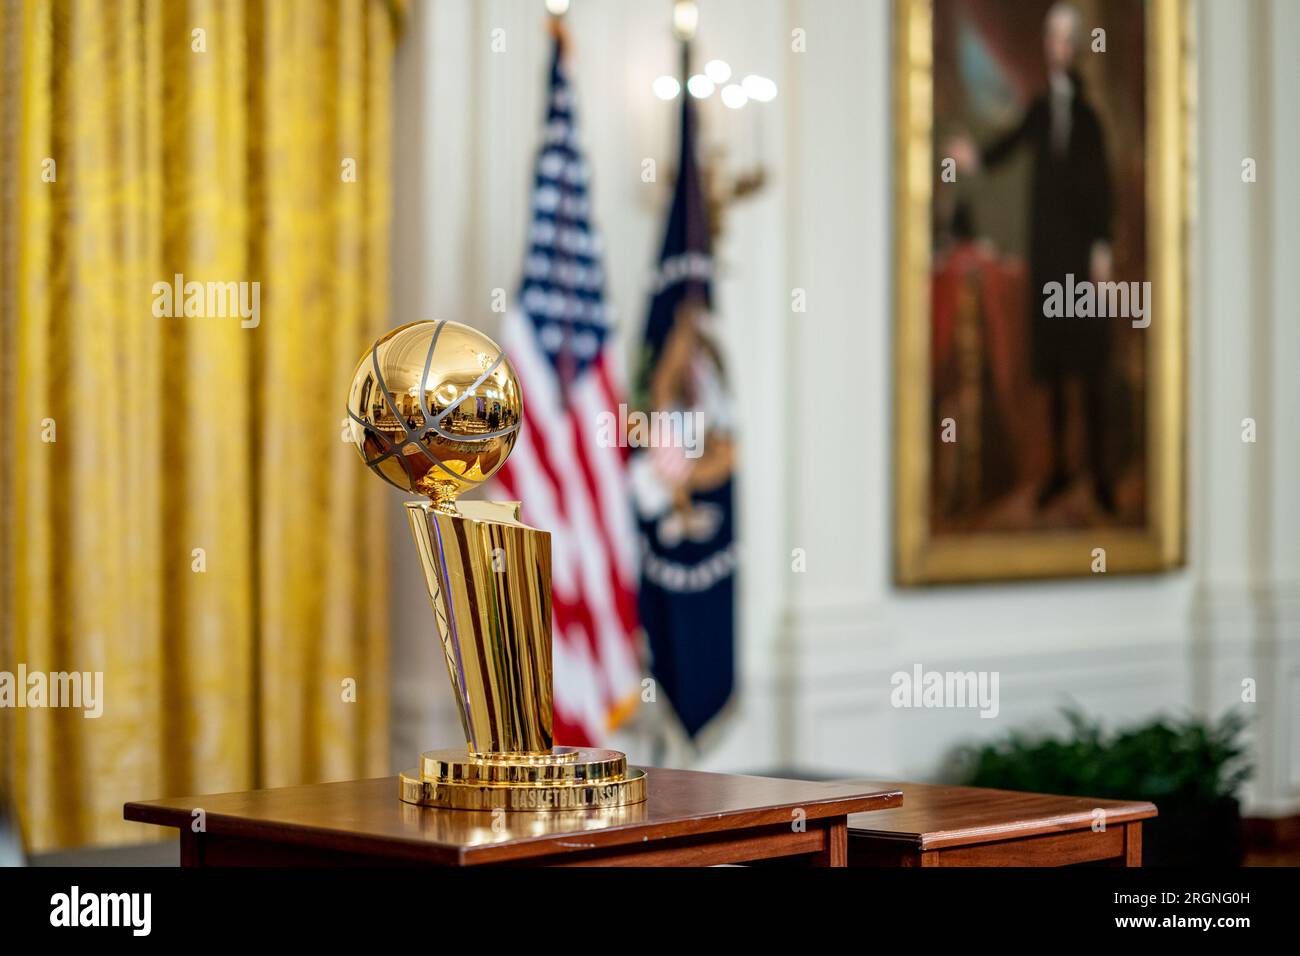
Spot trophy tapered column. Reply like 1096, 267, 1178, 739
406, 500, 554, 756
348, 320, 645, 810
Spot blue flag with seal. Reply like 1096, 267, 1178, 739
631, 42, 736, 740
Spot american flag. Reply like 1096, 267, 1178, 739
634, 39, 735, 739
496, 32, 641, 747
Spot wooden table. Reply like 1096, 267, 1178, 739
846, 781, 1157, 867
124, 769, 901, 867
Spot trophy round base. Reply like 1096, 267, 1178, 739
398, 747, 647, 811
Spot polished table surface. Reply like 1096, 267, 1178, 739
846, 780, 1157, 866
125, 769, 903, 866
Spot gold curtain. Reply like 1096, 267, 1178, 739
0, 0, 398, 852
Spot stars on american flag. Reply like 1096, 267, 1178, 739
520, 48, 613, 372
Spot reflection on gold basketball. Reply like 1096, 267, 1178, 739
346, 321, 522, 508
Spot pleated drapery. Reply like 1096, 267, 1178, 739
0, 0, 398, 851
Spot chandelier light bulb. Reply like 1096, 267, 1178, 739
741, 74, 778, 103
686, 74, 715, 98
652, 75, 682, 100
704, 59, 732, 84
720, 84, 748, 109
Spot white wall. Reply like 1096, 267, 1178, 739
391, 0, 1300, 815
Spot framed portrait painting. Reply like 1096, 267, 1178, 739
894, 0, 1192, 584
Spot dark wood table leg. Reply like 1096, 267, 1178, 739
812, 818, 848, 867
180, 831, 204, 867
1123, 822, 1142, 867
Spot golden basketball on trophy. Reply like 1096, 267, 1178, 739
346, 320, 646, 810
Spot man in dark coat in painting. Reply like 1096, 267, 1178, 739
953, 2, 1116, 512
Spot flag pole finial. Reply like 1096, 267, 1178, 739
546, 0, 570, 53
672, 0, 698, 40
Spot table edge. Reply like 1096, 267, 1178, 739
125, 780, 904, 863
848, 801, 1159, 850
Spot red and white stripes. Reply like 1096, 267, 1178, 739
498, 309, 640, 746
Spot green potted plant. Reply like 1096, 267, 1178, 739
952, 708, 1252, 866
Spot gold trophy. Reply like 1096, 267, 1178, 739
346, 320, 646, 810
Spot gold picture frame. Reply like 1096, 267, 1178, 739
893, 0, 1193, 584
